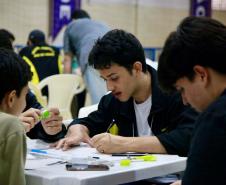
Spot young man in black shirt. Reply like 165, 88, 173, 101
158, 16, 226, 185
55, 29, 197, 158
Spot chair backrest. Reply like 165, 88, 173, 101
78, 104, 98, 118
37, 74, 85, 120
28, 82, 47, 108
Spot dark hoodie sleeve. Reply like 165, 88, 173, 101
24, 91, 42, 111
26, 123, 67, 143
68, 94, 114, 137
156, 93, 198, 157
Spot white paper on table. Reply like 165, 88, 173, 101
25, 158, 61, 170
26, 137, 50, 150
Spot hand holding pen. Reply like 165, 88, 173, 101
90, 118, 126, 154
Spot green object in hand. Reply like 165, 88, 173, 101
39, 110, 51, 120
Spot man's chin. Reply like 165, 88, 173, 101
116, 96, 130, 102
192, 105, 203, 113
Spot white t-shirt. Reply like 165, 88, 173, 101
133, 95, 153, 136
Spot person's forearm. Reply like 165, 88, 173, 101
68, 124, 90, 142
77, 124, 89, 135
121, 136, 167, 154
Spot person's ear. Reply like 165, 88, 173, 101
27, 40, 32, 46
133, 61, 142, 74
5, 90, 17, 108
193, 65, 209, 83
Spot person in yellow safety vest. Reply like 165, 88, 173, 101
19, 29, 63, 86
19, 29, 86, 117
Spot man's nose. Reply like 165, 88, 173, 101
106, 81, 114, 91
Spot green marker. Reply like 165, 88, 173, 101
39, 110, 51, 120
134, 155, 157, 161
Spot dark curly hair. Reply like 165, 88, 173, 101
89, 29, 146, 73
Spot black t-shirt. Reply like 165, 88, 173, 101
182, 90, 226, 185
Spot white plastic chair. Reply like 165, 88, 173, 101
37, 74, 85, 120
78, 104, 98, 118
29, 82, 47, 108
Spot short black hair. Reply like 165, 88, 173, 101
71, 9, 90, 20
28, 29, 45, 45
0, 49, 32, 103
0, 29, 15, 41
158, 16, 226, 93
89, 29, 146, 73
0, 30, 14, 50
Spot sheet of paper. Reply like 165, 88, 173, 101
25, 158, 61, 170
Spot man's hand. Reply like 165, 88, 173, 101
19, 108, 41, 132
41, 107, 63, 135
91, 133, 127, 154
52, 124, 91, 151
170, 180, 182, 185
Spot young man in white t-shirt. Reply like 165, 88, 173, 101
54, 29, 197, 158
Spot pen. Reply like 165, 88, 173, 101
29, 149, 71, 160
29, 149, 63, 159
47, 161, 67, 166
106, 119, 115, 133
92, 157, 100, 159
30, 149, 48, 154
112, 153, 150, 157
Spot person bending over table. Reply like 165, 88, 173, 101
54, 29, 198, 157
158, 17, 226, 185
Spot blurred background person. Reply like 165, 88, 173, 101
63, 9, 110, 104
19, 29, 63, 96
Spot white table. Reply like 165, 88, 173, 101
25, 139, 186, 185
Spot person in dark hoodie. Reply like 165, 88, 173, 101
55, 29, 197, 158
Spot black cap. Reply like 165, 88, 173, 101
28, 29, 45, 45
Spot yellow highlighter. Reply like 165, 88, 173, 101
120, 155, 157, 167
133, 155, 157, 161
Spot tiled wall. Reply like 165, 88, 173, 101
0, 0, 49, 45
0, 0, 225, 47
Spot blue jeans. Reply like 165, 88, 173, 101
84, 66, 107, 104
